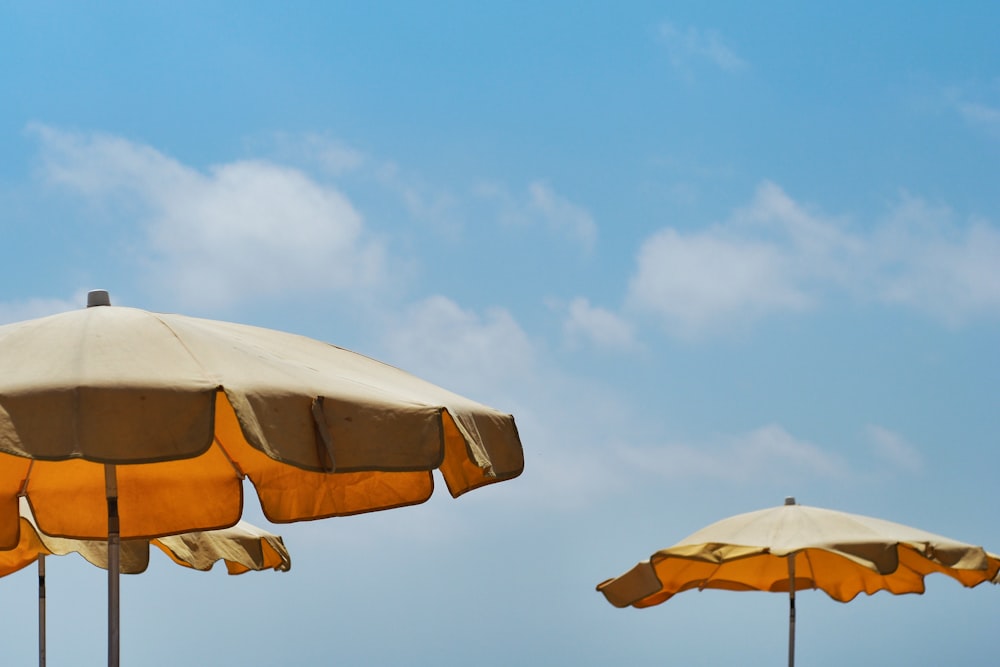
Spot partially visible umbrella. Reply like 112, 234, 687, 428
2, 499, 292, 576
2, 498, 290, 667
597, 497, 1000, 667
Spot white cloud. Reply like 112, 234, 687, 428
627, 181, 1000, 337
626, 226, 810, 338
627, 180, 860, 337
564, 297, 635, 349
30, 125, 385, 309
619, 424, 848, 482
866, 424, 923, 474
659, 21, 747, 75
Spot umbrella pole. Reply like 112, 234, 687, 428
787, 553, 796, 667
38, 554, 46, 667
105, 465, 120, 667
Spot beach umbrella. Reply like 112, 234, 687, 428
0, 290, 524, 666
2, 498, 291, 667
1, 498, 292, 576
597, 497, 1000, 667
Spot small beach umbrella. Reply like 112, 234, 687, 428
1, 499, 292, 576
0, 290, 524, 666
597, 497, 1000, 667
2, 498, 291, 667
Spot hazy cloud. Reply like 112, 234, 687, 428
527, 181, 597, 251
380, 295, 536, 397
380, 296, 642, 511
957, 100, 1000, 137
945, 83, 1000, 140
30, 125, 385, 309
375, 161, 464, 238
477, 180, 597, 252
619, 424, 848, 482
872, 193, 1000, 325
564, 297, 635, 349
866, 424, 923, 474
296, 133, 368, 174
659, 21, 747, 75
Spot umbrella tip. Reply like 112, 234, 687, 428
87, 290, 111, 307
785, 496, 796, 505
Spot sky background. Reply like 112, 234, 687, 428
1, 1, 998, 664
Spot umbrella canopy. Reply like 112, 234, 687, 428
0, 292, 523, 544
0, 499, 291, 576
0, 291, 524, 666
597, 497, 1000, 666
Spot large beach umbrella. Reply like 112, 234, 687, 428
2, 498, 291, 667
597, 497, 1000, 667
0, 290, 524, 666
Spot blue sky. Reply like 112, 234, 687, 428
1, 2, 999, 664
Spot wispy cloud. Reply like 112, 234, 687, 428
956, 100, 1000, 136
866, 424, 923, 475
264, 132, 594, 247
618, 424, 848, 482
527, 181, 598, 251
658, 20, 747, 76
380, 295, 536, 399
30, 125, 385, 310
379, 295, 645, 511
563, 297, 636, 350
376, 161, 464, 238
477, 180, 597, 252
294, 132, 368, 174
625, 181, 1000, 338
873, 193, 1000, 325
945, 82, 1000, 140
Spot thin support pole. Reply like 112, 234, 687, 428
787, 553, 796, 667
38, 554, 46, 667
105, 464, 120, 667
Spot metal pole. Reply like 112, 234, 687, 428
785, 497, 796, 667
788, 554, 796, 667
105, 465, 120, 667
38, 555, 46, 667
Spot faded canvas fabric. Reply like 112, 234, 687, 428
0, 301, 524, 545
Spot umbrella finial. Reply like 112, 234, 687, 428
87, 290, 111, 308
785, 496, 796, 505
